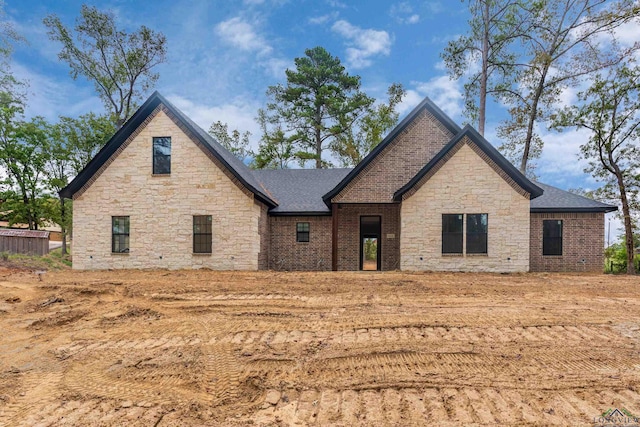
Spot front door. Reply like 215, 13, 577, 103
360, 216, 381, 271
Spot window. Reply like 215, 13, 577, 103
442, 214, 463, 254
112, 216, 130, 253
467, 214, 488, 254
543, 220, 563, 256
153, 137, 171, 174
296, 222, 310, 242
193, 215, 212, 254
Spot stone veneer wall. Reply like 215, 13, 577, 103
269, 216, 332, 271
257, 202, 270, 270
529, 212, 605, 272
335, 204, 401, 271
72, 108, 262, 270
333, 110, 454, 203
401, 142, 530, 272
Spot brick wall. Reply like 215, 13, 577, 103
401, 142, 530, 272
530, 212, 605, 272
269, 216, 332, 271
333, 110, 454, 203
72, 108, 262, 270
335, 204, 401, 271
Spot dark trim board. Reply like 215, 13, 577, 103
531, 207, 617, 213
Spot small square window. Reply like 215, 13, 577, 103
153, 137, 171, 174
296, 222, 310, 242
193, 215, 212, 253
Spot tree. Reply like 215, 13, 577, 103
58, 113, 116, 174
262, 46, 374, 168
332, 83, 406, 167
50, 113, 114, 253
44, 5, 167, 128
498, 0, 639, 174
0, 93, 51, 230
251, 109, 296, 169
208, 121, 253, 164
442, 0, 533, 135
553, 63, 640, 274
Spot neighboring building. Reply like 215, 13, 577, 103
61, 92, 616, 272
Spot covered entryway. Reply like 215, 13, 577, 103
360, 216, 381, 271
332, 203, 400, 271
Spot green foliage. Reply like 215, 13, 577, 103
208, 121, 254, 164
441, 0, 531, 135
252, 109, 296, 169
56, 113, 115, 175
553, 63, 640, 274
262, 46, 374, 168
497, 0, 640, 174
331, 83, 406, 167
44, 5, 167, 127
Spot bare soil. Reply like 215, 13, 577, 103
0, 267, 638, 426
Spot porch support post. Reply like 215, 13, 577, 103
332, 203, 338, 271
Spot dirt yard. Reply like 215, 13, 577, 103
0, 268, 638, 426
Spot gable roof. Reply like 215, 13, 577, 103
59, 92, 277, 208
253, 168, 352, 214
530, 181, 617, 212
322, 96, 461, 205
393, 125, 544, 201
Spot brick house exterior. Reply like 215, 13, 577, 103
62, 92, 616, 272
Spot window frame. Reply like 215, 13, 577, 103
543, 219, 563, 256
296, 222, 310, 243
111, 216, 130, 253
152, 136, 172, 175
442, 214, 463, 254
193, 215, 213, 254
466, 213, 488, 255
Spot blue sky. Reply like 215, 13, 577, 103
5, 0, 640, 206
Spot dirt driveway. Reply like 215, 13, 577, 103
0, 268, 638, 426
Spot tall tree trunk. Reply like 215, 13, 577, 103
315, 106, 322, 168
519, 69, 547, 173
613, 168, 636, 274
478, 0, 490, 136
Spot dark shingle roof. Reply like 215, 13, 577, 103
530, 182, 617, 213
253, 169, 352, 214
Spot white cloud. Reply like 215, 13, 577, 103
425, 1, 444, 14
12, 62, 102, 120
166, 94, 262, 150
331, 20, 392, 69
389, 3, 420, 24
215, 17, 272, 56
308, 12, 339, 25
410, 75, 464, 119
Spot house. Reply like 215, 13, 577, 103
60, 92, 616, 272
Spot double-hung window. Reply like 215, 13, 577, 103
296, 222, 310, 243
193, 215, 212, 254
112, 216, 130, 253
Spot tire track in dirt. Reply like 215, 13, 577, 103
251, 387, 640, 426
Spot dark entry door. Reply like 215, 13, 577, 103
360, 216, 381, 271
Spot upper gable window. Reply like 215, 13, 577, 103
153, 137, 171, 174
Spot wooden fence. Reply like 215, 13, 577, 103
0, 229, 50, 256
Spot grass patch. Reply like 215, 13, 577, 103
3, 248, 72, 271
